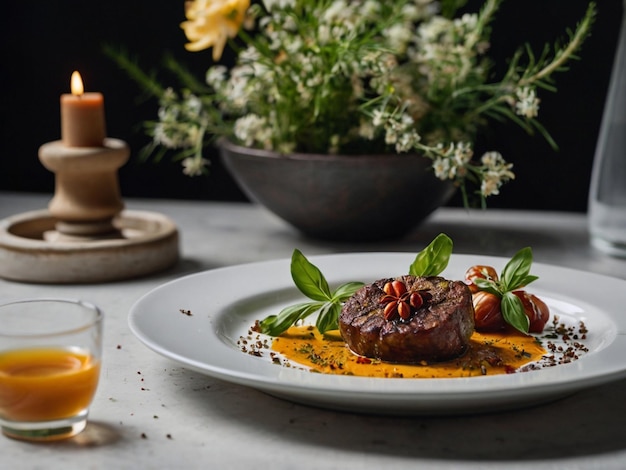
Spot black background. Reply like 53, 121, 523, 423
1, 0, 622, 211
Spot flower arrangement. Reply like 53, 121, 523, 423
111, 0, 596, 206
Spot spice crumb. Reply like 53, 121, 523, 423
141, 433, 147, 439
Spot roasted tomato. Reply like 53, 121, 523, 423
472, 290, 507, 331
465, 265, 499, 293
512, 290, 550, 333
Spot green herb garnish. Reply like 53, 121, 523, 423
258, 234, 453, 337
258, 250, 364, 336
409, 233, 453, 277
473, 247, 538, 333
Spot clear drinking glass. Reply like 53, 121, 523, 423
588, 1, 626, 257
0, 298, 103, 441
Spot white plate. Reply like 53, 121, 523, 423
128, 253, 626, 415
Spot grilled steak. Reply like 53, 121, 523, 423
339, 275, 475, 363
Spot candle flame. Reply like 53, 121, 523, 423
70, 71, 84, 96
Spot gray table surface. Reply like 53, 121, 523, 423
1, 191, 625, 470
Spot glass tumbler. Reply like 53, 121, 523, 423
0, 298, 103, 441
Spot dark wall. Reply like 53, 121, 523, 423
1, 0, 622, 210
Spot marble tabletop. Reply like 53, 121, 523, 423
1, 191, 625, 470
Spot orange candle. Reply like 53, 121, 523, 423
60, 71, 106, 147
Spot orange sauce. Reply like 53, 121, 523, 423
272, 326, 545, 378
0, 348, 100, 422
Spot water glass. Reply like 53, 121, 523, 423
588, 2, 626, 257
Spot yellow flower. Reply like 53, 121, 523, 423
181, 0, 250, 61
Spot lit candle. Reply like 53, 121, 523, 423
60, 71, 106, 147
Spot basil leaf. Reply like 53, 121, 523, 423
409, 233, 453, 277
473, 278, 501, 298
258, 301, 323, 336
316, 302, 342, 334
331, 281, 365, 301
501, 292, 530, 334
519, 274, 539, 287
260, 251, 365, 337
500, 247, 536, 291
316, 283, 364, 334
290, 249, 332, 301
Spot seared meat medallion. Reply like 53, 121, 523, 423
339, 275, 475, 363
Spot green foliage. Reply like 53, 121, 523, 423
258, 250, 364, 336
409, 233, 453, 277
474, 247, 538, 333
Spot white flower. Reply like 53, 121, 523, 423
395, 130, 421, 153
358, 120, 376, 140
433, 156, 453, 180
453, 142, 473, 166
481, 151, 502, 168
479, 151, 515, 196
206, 66, 228, 87
385, 128, 398, 145
372, 109, 387, 127
323, 1, 349, 25
481, 173, 501, 197
417, 16, 450, 43
362, 1, 381, 19
481, 151, 514, 177
152, 123, 176, 148
234, 114, 272, 148
385, 24, 413, 53
182, 156, 210, 176
317, 25, 331, 45
184, 94, 203, 116
515, 86, 541, 118
456, 13, 478, 32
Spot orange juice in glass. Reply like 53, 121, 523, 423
0, 298, 102, 441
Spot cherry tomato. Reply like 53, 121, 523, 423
512, 290, 550, 333
465, 265, 499, 293
472, 290, 507, 331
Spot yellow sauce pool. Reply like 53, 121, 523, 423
271, 326, 545, 378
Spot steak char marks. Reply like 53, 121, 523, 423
339, 275, 475, 363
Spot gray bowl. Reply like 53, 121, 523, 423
220, 139, 455, 241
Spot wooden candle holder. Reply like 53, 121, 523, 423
0, 137, 179, 283
38, 138, 129, 238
